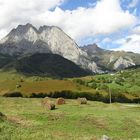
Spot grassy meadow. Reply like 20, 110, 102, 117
0, 97, 140, 140
0, 68, 140, 139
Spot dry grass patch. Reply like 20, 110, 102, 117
7, 116, 32, 126
47, 112, 66, 121
79, 115, 108, 130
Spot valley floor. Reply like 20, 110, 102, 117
0, 97, 140, 140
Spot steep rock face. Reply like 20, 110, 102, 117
0, 24, 99, 73
113, 57, 135, 70
39, 26, 85, 64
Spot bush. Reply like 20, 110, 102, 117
133, 98, 140, 103
87, 82, 97, 89
99, 84, 108, 91
3, 92, 23, 97
73, 79, 85, 85
30, 93, 47, 98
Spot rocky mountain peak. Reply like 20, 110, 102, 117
0, 23, 39, 44
82, 44, 105, 54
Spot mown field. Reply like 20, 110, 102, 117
0, 97, 140, 140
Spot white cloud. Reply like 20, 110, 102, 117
128, 0, 139, 8
93, 38, 101, 43
0, 0, 64, 37
0, 0, 138, 42
88, 2, 97, 7
132, 25, 140, 34
115, 34, 140, 53
36, 0, 137, 40
102, 37, 112, 43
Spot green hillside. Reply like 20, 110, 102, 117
0, 53, 90, 78
15, 53, 91, 78
0, 54, 15, 69
0, 66, 140, 103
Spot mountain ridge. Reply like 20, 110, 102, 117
0, 23, 101, 73
81, 44, 140, 70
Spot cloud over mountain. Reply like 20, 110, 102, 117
114, 34, 140, 53
0, 0, 137, 41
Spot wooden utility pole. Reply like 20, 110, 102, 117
109, 86, 111, 104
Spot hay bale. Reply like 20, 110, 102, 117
77, 97, 87, 104
44, 101, 55, 110
41, 97, 55, 110
56, 97, 65, 105
41, 97, 50, 106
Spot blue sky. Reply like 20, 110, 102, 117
60, 0, 98, 10
0, 0, 140, 53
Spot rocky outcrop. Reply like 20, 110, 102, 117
113, 56, 135, 70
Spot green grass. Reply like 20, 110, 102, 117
0, 97, 140, 140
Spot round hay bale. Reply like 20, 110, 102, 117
77, 97, 87, 104
56, 97, 65, 105
44, 101, 55, 110
41, 97, 50, 106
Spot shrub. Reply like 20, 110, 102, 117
2, 90, 139, 104
30, 93, 47, 98
133, 98, 140, 103
73, 79, 85, 85
87, 82, 97, 89
3, 92, 23, 97
103, 93, 132, 103
99, 84, 108, 91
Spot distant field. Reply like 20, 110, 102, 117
0, 71, 94, 96
0, 68, 140, 103
0, 97, 140, 140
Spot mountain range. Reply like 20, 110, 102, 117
82, 44, 140, 70
0, 23, 140, 77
